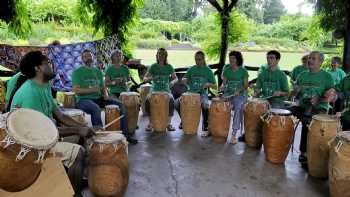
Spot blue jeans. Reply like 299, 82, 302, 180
76, 98, 129, 137
229, 95, 247, 131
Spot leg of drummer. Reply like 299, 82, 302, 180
76, 99, 103, 127
201, 94, 209, 131
231, 96, 246, 144
67, 148, 85, 196
167, 96, 176, 131
174, 98, 182, 129
145, 96, 153, 131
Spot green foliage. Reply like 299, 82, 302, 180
193, 12, 250, 60
315, 0, 348, 31
302, 14, 332, 48
237, 0, 264, 23
79, 0, 143, 58
6, 0, 32, 38
262, 0, 286, 24
136, 38, 170, 49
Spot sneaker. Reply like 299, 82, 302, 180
127, 137, 138, 145
238, 134, 245, 142
179, 122, 183, 129
167, 124, 175, 131
298, 154, 307, 163
201, 130, 211, 137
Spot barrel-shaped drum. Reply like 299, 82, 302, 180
149, 92, 170, 132
120, 92, 140, 135
63, 92, 76, 108
0, 109, 58, 192
180, 92, 201, 135
88, 132, 129, 197
105, 105, 121, 131
140, 84, 151, 115
329, 131, 350, 197
308, 114, 340, 178
244, 98, 270, 148
262, 109, 295, 164
208, 98, 231, 139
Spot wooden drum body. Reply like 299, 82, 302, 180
307, 114, 340, 178
150, 92, 170, 132
329, 131, 350, 197
105, 105, 121, 131
120, 92, 140, 135
180, 92, 201, 135
63, 92, 76, 108
88, 132, 129, 197
0, 109, 58, 192
262, 109, 295, 164
140, 84, 151, 115
244, 98, 270, 148
208, 98, 231, 139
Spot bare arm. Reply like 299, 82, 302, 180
73, 85, 100, 95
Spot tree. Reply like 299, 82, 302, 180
314, 0, 350, 72
237, 0, 264, 23
207, 0, 238, 85
262, 0, 286, 24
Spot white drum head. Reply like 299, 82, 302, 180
64, 92, 75, 96
105, 105, 119, 109
140, 84, 151, 88
62, 108, 84, 116
7, 108, 59, 150
120, 92, 140, 96
93, 132, 126, 144
182, 92, 200, 97
336, 131, 350, 143
270, 108, 291, 116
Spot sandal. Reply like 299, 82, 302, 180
201, 131, 211, 137
298, 154, 307, 163
230, 137, 238, 144
167, 124, 175, 131
145, 124, 153, 132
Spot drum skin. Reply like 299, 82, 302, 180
140, 85, 151, 115
180, 93, 201, 135
63, 92, 75, 108
150, 92, 170, 132
308, 114, 340, 178
262, 110, 295, 164
329, 131, 350, 197
88, 141, 129, 197
244, 99, 270, 148
120, 92, 140, 135
0, 128, 43, 192
208, 99, 231, 139
105, 105, 121, 131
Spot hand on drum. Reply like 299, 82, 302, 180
78, 127, 96, 138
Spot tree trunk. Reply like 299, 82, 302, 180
218, 12, 230, 86
343, 8, 350, 73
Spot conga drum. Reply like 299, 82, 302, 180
208, 98, 231, 140
261, 109, 296, 164
244, 98, 270, 148
105, 105, 121, 131
120, 92, 140, 135
329, 131, 350, 197
149, 92, 170, 132
63, 92, 75, 108
308, 114, 340, 178
140, 84, 151, 115
180, 92, 201, 135
88, 132, 129, 197
0, 109, 58, 192
0, 80, 5, 105
62, 108, 86, 124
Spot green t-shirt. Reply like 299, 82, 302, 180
184, 65, 216, 95
105, 64, 130, 94
148, 63, 175, 92
259, 64, 281, 74
72, 66, 104, 101
222, 65, 249, 96
337, 75, 350, 121
256, 68, 289, 104
5, 72, 22, 101
290, 65, 308, 82
297, 70, 334, 110
327, 68, 346, 86
10, 79, 58, 118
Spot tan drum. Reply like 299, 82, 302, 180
244, 98, 270, 148
0, 80, 5, 105
329, 131, 350, 197
63, 92, 75, 108
180, 92, 201, 135
308, 114, 341, 178
88, 132, 128, 197
149, 92, 170, 132
62, 108, 86, 124
0, 109, 58, 192
261, 109, 296, 164
120, 92, 140, 135
140, 84, 151, 115
105, 105, 121, 131
208, 98, 231, 140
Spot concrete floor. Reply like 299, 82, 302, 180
119, 112, 329, 197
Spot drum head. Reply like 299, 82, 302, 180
182, 92, 200, 97
93, 132, 126, 144
120, 92, 140, 96
313, 114, 338, 122
337, 131, 350, 143
140, 84, 151, 88
105, 105, 119, 109
270, 108, 291, 116
7, 108, 58, 150
62, 108, 84, 116
64, 92, 75, 96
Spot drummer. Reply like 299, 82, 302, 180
8, 51, 94, 196
221, 51, 248, 144
105, 50, 131, 98
72, 49, 138, 144
336, 73, 350, 130
143, 48, 178, 131
292, 51, 336, 167
290, 54, 309, 88
254, 50, 289, 108
176, 51, 216, 136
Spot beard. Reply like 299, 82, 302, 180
43, 72, 55, 82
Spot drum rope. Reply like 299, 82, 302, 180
335, 140, 343, 153
16, 146, 31, 161
0, 135, 16, 148
35, 150, 47, 163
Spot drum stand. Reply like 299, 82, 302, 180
0, 157, 74, 197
